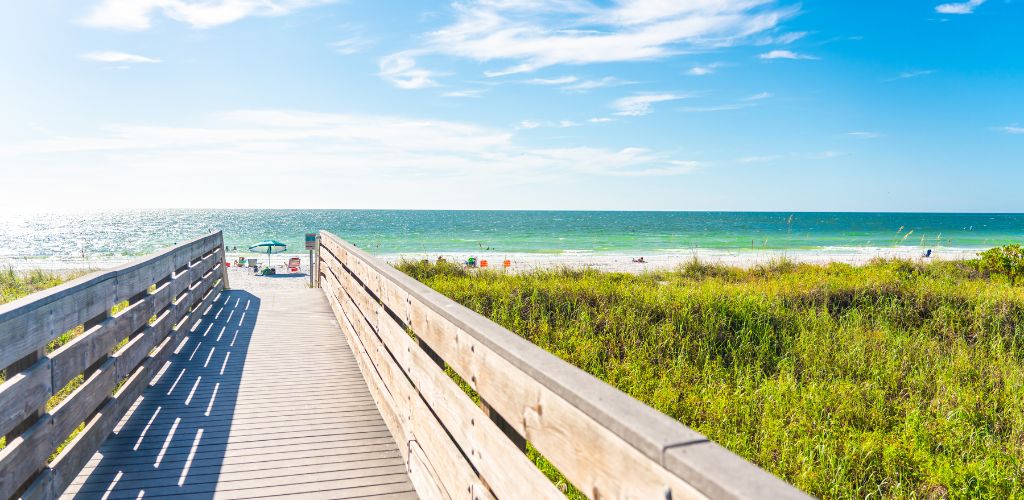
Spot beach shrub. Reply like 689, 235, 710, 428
978, 244, 1024, 285
399, 258, 1024, 499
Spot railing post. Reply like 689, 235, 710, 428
218, 232, 230, 290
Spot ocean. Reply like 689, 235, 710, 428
1, 210, 1021, 267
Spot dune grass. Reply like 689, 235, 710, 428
397, 257, 1024, 499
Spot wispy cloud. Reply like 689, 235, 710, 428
774, 31, 808, 44
679, 104, 752, 112
999, 125, 1024, 134
687, 62, 725, 76
516, 119, 581, 129
679, 92, 770, 112
330, 36, 372, 55
759, 49, 818, 60
2, 110, 699, 179
935, 0, 985, 14
385, 0, 797, 81
613, 93, 687, 116
442, 89, 487, 98
887, 69, 935, 81
846, 131, 880, 139
82, 51, 161, 63
379, 52, 440, 89
755, 30, 807, 45
589, 117, 614, 123
564, 77, 632, 92
526, 75, 630, 92
526, 76, 579, 85
82, 0, 333, 30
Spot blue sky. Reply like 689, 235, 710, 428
1, 0, 1022, 211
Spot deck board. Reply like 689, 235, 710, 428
63, 288, 417, 499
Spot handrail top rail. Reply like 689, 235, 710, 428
0, 231, 223, 323
319, 230, 806, 499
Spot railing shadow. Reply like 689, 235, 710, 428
66, 290, 259, 499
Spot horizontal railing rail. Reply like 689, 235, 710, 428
317, 231, 808, 499
0, 231, 228, 500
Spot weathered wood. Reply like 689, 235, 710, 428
0, 233, 222, 370
0, 357, 51, 440
322, 275, 410, 460
65, 287, 414, 499
50, 398, 120, 496
320, 231, 808, 500
18, 467, 53, 500
334, 278, 492, 500
0, 415, 53, 500
219, 236, 231, 290
0, 232, 226, 500
49, 358, 116, 451
331, 250, 561, 499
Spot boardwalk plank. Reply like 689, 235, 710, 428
62, 288, 416, 499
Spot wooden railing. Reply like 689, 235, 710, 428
0, 232, 228, 499
318, 231, 808, 500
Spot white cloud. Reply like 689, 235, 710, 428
589, 117, 613, 123
379, 52, 440, 89
999, 125, 1024, 134
613, 93, 686, 116
82, 0, 333, 30
846, 131, 880, 139
515, 119, 581, 129
744, 91, 771, 101
442, 89, 488, 98
679, 103, 752, 112
387, 0, 797, 80
935, 0, 985, 14
564, 76, 631, 91
1, 110, 700, 181
526, 76, 579, 85
888, 69, 935, 81
688, 62, 724, 75
758, 49, 818, 60
526, 75, 630, 92
82, 51, 161, 63
330, 36, 372, 55
773, 31, 807, 44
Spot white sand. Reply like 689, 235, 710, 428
377, 247, 981, 274
1, 248, 982, 275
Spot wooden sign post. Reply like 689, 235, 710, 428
305, 233, 318, 288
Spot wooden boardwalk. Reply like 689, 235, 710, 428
0, 232, 805, 499
62, 287, 417, 499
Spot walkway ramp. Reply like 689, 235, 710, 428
1, 231, 806, 500
63, 288, 415, 499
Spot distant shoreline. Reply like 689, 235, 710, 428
1, 247, 983, 274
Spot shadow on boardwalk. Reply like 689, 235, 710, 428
66, 290, 259, 499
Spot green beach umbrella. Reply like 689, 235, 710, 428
249, 240, 287, 266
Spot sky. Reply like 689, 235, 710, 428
1, 0, 1022, 212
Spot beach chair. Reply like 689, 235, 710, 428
287, 257, 301, 273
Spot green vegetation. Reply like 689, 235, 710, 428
0, 267, 119, 456
1, 267, 90, 305
979, 244, 1024, 286
398, 252, 1024, 499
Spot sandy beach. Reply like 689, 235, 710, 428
374, 247, 982, 273
1, 246, 983, 274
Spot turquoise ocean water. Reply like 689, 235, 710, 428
1, 210, 1021, 262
